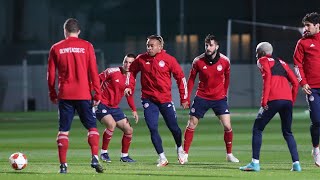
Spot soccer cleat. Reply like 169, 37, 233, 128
100, 153, 111, 163
291, 162, 302, 172
177, 150, 186, 164
312, 149, 320, 167
239, 162, 260, 172
59, 163, 67, 174
91, 156, 104, 173
226, 154, 240, 163
120, 156, 136, 162
156, 158, 169, 167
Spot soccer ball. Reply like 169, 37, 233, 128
9, 152, 28, 170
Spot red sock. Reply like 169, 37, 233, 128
102, 128, 114, 151
88, 128, 100, 156
121, 133, 132, 154
224, 129, 233, 154
183, 127, 195, 154
57, 134, 69, 164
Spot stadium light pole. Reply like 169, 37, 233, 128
156, 0, 161, 35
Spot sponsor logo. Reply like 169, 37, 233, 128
115, 79, 119, 82
310, 44, 315, 47
225, 109, 229, 112
203, 66, 207, 69
191, 108, 195, 113
102, 109, 107, 113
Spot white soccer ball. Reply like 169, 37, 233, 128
9, 152, 28, 170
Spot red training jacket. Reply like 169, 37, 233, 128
99, 67, 136, 111
187, 53, 230, 102
293, 32, 320, 88
257, 55, 299, 107
47, 36, 101, 101
129, 50, 187, 104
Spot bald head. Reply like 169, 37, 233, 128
256, 42, 273, 59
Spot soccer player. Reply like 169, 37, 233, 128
240, 42, 301, 172
47, 18, 103, 173
126, 35, 189, 167
182, 34, 239, 163
293, 12, 320, 167
95, 54, 138, 163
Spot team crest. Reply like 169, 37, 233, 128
143, 103, 149, 108
191, 108, 195, 113
159, 60, 165, 67
217, 65, 223, 71
309, 95, 314, 102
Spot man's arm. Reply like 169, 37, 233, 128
171, 57, 188, 108
257, 58, 271, 108
47, 46, 58, 104
286, 65, 299, 104
224, 61, 230, 96
88, 43, 101, 105
293, 41, 307, 86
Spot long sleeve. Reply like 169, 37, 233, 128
187, 62, 198, 104
224, 62, 230, 96
293, 40, 307, 86
128, 58, 140, 90
257, 59, 271, 107
171, 57, 188, 104
88, 44, 101, 101
47, 46, 57, 102
126, 73, 137, 111
286, 66, 299, 104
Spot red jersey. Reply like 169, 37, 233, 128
129, 50, 187, 104
47, 37, 101, 101
257, 55, 299, 107
99, 67, 136, 111
187, 53, 230, 102
293, 32, 320, 88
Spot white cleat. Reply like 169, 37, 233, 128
157, 158, 169, 167
312, 149, 320, 167
177, 150, 186, 165
226, 153, 240, 163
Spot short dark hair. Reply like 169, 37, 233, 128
302, 12, 320, 25
64, 18, 81, 33
205, 34, 219, 45
147, 34, 164, 46
125, 53, 136, 59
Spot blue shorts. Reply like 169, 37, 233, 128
307, 88, 320, 125
189, 96, 230, 119
95, 103, 126, 122
58, 100, 97, 131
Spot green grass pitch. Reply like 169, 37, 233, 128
0, 108, 318, 179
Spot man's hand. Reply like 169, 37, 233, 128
181, 101, 189, 109
302, 84, 312, 95
132, 111, 139, 124
51, 98, 58, 104
124, 88, 132, 96
93, 100, 100, 107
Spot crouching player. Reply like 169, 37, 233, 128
239, 42, 301, 172
95, 54, 139, 163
